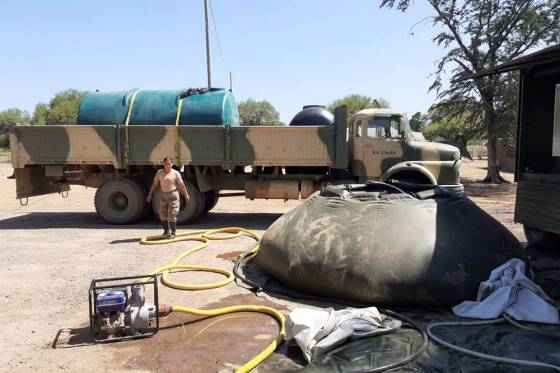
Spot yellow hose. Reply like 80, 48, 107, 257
140, 227, 285, 373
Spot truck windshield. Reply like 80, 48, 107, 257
367, 117, 402, 139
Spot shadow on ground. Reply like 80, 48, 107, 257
52, 326, 95, 349
0, 212, 282, 230
462, 176, 516, 199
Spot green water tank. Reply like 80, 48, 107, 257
77, 88, 239, 126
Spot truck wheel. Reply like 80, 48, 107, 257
204, 190, 220, 212
151, 180, 205, 224
524, 225, 560, 251
95, 178, 147, 224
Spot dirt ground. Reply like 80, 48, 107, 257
0, 159, 524, 373
460, 158, 524, 241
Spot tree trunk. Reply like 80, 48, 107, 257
456, 136, 473, 160
483, 103, 507, 183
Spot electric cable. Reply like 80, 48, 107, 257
503, 313, 560, 337
208, 0, 230, 74
426, 319, 560, 372
140, 227, 284, 373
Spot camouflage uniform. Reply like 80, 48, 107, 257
159, 189, 180, 223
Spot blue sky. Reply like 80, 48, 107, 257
0, 0, 445, 122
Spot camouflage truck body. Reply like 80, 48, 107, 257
10, 107, 463, 224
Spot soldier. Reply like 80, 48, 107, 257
147, 157, 190, 239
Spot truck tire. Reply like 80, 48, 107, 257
151, 180, 205, 224
95, 178, 147, 224
203, 190, 220, 212
524, 225, 560, 251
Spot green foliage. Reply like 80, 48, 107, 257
0, 108, 31, 148
380, 0, 560, 181
32, 89, 87, 125
238, 99, 284, 126
327, 94, 390, 122
409, 112, 429, 132
424, 104, 486, 159
424, 112, 483, 143
31, 103, 48, 125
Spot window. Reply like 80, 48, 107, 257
367, 117, 402, 139
354, 120, 363, 137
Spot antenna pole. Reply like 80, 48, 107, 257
204, 0, 212, 88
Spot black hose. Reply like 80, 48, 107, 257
233, 243, 429, 372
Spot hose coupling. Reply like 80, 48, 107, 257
158, 304, 173, 317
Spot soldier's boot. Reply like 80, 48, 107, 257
169, 222, 176, 239
161, 220, 169, 237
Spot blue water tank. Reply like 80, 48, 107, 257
78, 88, 239, 126
289, 105, 334, 126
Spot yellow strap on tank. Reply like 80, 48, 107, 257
175, 98, 183, 166
139, 227, 285, 373
123, 89, 140, 167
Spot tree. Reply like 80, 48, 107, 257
327, 94, 390, 123
380, 0, 560, 182
424, 105, 485, 160
0, 108, 30, 148
33, 89, 87, 125
409, 111, 429, 132
31, 103, 48, 125
238, 99, 284, 126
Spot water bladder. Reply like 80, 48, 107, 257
255, 182, 526, 307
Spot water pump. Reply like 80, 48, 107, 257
89, 274, 162, 342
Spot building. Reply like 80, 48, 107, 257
472, 44, 560, 248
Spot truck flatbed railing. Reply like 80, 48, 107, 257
10, 107, 348, 171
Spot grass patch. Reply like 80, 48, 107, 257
0, 147, 9, 156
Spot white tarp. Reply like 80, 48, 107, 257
453, 258, 559, 324
286, 306, 401, 362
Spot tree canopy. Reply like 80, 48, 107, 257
327, 94, 390, 123
238, 99, 284, 126
425, 105, 486, 159
409, 111, 430, 132
32, 89, 87, 125
380, 0, 560, 182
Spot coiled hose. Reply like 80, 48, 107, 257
140, 227, 284, 373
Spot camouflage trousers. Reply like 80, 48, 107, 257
159, 190, 180, 222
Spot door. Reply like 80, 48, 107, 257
351, 119, 367, 178
362, 116, 405, 179
553, 83, 560, 156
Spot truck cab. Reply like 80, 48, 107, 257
349, 108, 463, 192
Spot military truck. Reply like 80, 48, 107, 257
9, 106, 462, 224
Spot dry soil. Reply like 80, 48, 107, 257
0, 159, 523, 372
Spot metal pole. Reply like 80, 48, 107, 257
229, 72, 233, 92
204, 0, 212, 88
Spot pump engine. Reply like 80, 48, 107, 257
89, 275, 160, 342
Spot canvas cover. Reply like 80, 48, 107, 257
256, 183, 526, 307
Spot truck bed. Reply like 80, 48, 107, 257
10, 124, 346, 169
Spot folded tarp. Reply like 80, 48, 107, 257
453, 258, 559, 324
287, 306, 401, 362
